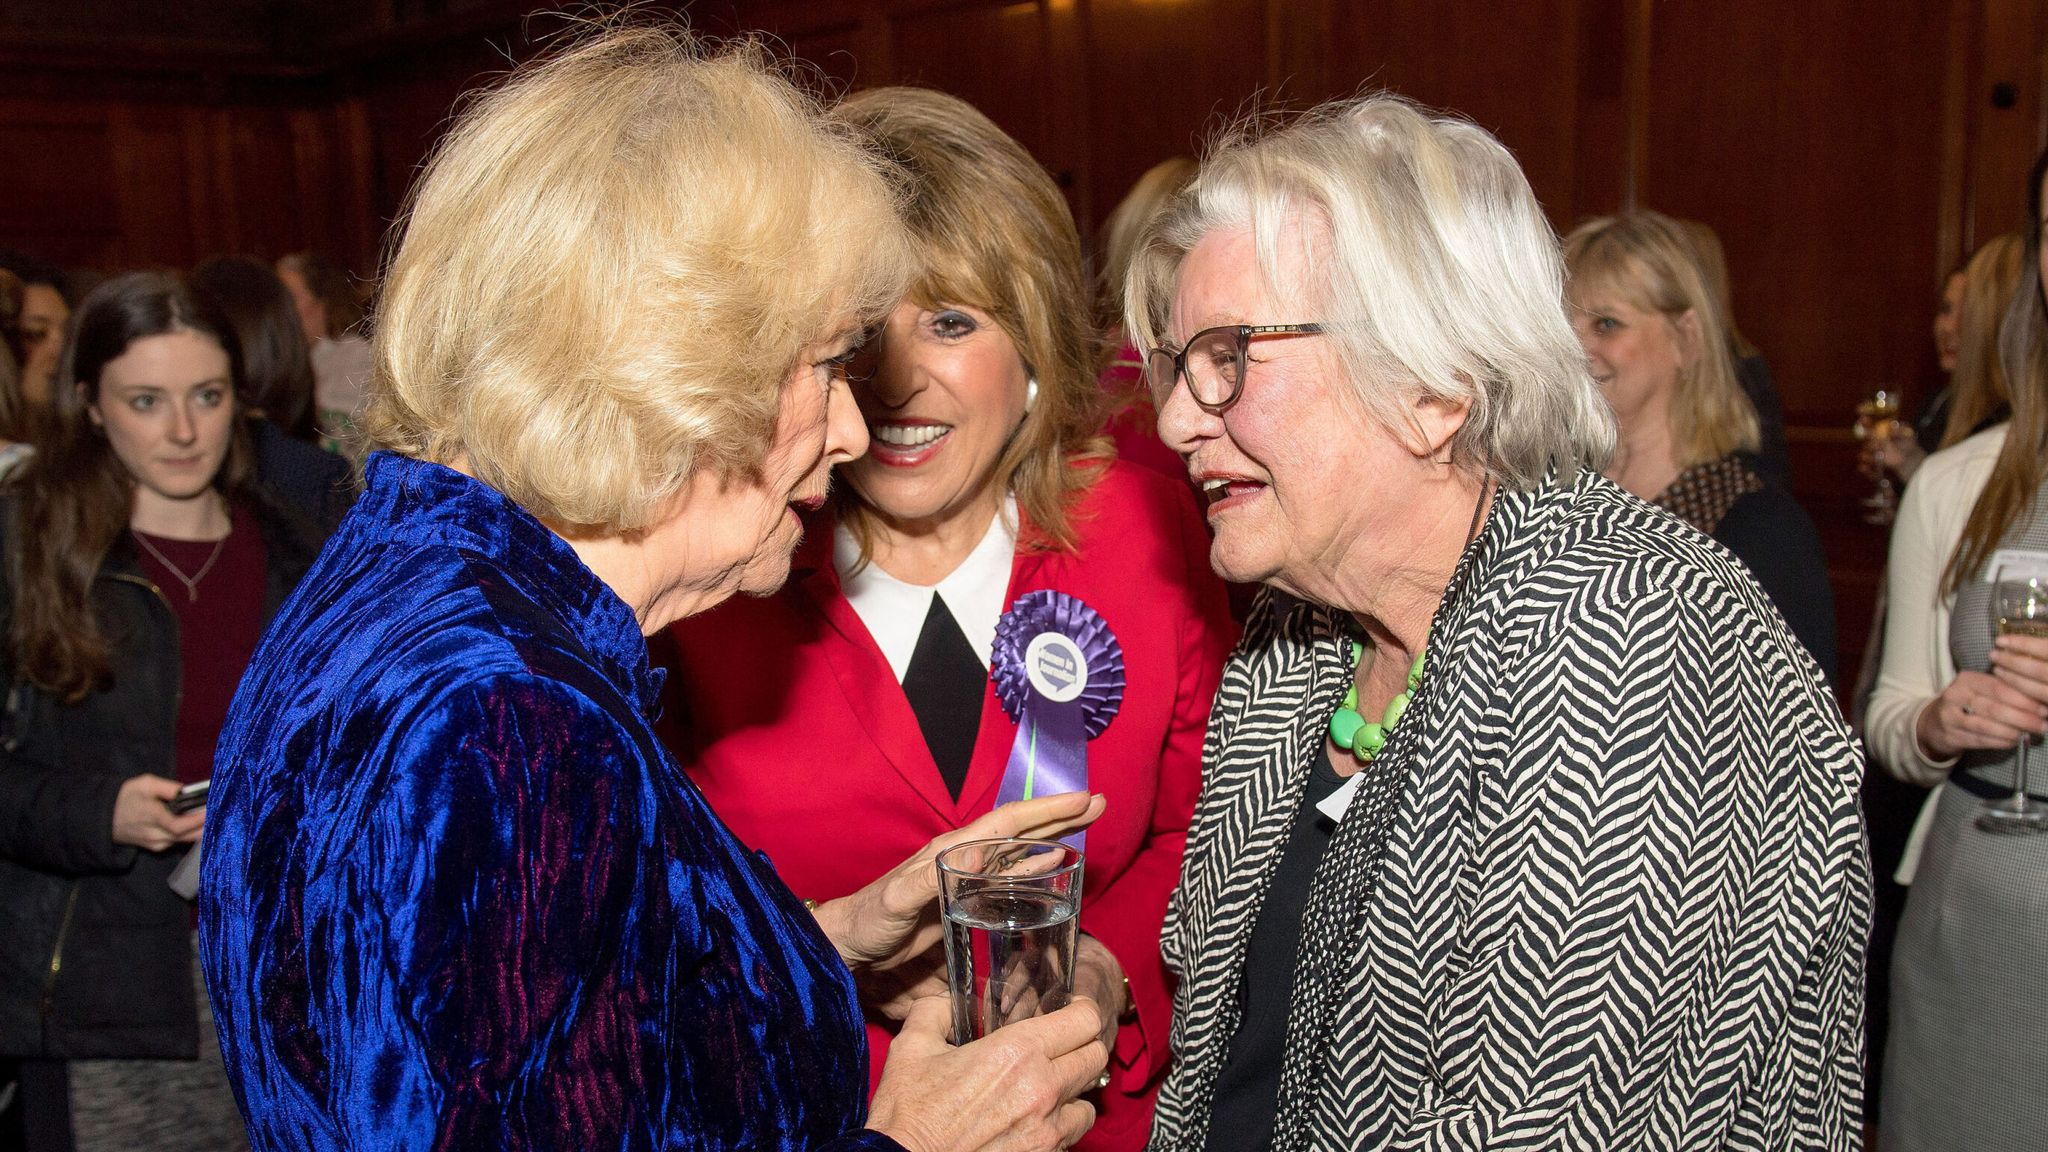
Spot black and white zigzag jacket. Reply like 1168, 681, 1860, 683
1151, 469, 1868, 1152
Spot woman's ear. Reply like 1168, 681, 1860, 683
78, 381, 103, 427
1401, 384, 1471, 463
1672, 308, 1706, 369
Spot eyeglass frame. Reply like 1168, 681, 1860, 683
1144, 323, 1327, 413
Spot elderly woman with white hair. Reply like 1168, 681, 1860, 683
1128, 97, 1869, 1151
198, 29, 1105, 1152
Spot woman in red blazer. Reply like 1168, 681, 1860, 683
661, 88, 1233, 1152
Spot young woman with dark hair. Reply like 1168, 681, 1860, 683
190, 256, 358, 533
0, 271, 324, 1152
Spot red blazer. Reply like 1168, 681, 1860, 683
660, 459, 1234, 1152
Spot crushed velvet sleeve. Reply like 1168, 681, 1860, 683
247, 673, 663, 1150
219, 670, 908, 1152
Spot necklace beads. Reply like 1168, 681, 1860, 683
1329, 640, 1425, 764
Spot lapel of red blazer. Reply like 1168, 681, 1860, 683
792, 517, 966, 825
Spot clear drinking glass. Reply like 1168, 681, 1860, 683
936, 837, 1083, 1043
1852, 389, 1904, 525
1978, 564, 2048, 835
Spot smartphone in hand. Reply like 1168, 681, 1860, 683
166, 779, 209, 816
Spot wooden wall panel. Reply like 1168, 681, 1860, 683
1641, 1, 1956, 427
0, 96, 392, 283
106, 103, 200, 270
0, 100, 121, 267
1313, 0, 1589, 226
1084, 0, 1267, 234
3, 0, 2042, 691
1635, 0, 1963, 687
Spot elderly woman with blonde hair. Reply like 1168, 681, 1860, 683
199, 29, 1105, 1152
1129, 96, 1868, 1151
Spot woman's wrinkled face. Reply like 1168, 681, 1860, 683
88, 329, 237, 505
18, 282, 69, 405
1156, 222, 1403, 592
1568, 292, 1690, 433
843, 299, 1029, 536
1934, 270, 1966, 374
696, 336, 870, 598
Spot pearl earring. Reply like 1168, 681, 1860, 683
1025, 377, 1040, 411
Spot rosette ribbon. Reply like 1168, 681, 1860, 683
991, 590, 1125, 849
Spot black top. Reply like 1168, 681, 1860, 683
250, 417, 358, 536
1202, 748, 1352, 1152
1715, 482, 1838, 678
1735, 353, 1792, 488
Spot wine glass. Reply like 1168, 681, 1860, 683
1976, 562, 2048, 834
1852, 389, 1904, 525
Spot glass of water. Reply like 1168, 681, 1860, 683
936, 837, 1083, 1043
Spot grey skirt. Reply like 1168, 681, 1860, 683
1880, 777, 2048, 1152
66, 935, 247, 1152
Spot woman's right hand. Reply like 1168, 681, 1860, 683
1915, 669, 2048, 762
1860, 425, 1925, 486
866, 995, 1107, 1152
111, 774, 204, 851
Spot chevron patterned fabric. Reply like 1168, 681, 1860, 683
1152, 469, 1870, 1151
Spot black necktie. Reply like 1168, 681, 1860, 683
901, 593, 985, 801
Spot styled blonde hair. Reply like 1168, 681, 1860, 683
1564, 211, 1760, 469
1942, 232, 2025, 449
833, 87, 1107, 555
1100, 157, 1197, 322
1678, 218, 1758, 358
366, 26, 913, 532
1124, 95, 1613, 492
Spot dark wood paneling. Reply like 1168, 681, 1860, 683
1642, 2, 1955, 426
0, 100, 120, 266
1084, 0, 1266, 235
1316, 0, 1589, 226
2, 0, 2040, 694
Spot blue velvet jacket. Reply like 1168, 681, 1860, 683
199, 453, 901, 1152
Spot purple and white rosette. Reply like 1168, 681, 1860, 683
992, 590, 1125, 849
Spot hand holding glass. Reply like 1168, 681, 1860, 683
937, 838, 1082, 1043
1979, 565, 2048, 834
1852, 389, 1903, 524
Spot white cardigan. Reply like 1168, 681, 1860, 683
1867, 425, 2005, 782
1866, 425, 2005, 878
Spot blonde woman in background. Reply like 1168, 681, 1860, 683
200, 30, 1106, 1152
1566, 210, 1837, 672
1679, 219, 1791, 485
1874, 236, 2024, 486
1098, 157, 1198, 479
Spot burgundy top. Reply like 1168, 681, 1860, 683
133, 501, 266, 785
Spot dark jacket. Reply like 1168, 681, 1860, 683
250, 417, 358, 536
0, 488, 322, 1059
1735, 352, 1793, 488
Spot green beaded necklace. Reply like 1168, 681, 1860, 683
1325, 475, 1487, 766
1328, 642, 1425, 764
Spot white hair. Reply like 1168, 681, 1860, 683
1124, 94, 1614, 490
